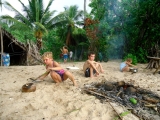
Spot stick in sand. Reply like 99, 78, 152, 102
30, 71, 50, 81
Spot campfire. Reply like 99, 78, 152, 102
82, 81, 160, 120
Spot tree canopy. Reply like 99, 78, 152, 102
0, 0, 160, 62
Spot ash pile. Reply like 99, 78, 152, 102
82, 81, 160, 120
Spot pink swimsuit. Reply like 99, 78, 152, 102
52, 61, 65, 80
55, 69, 65, 80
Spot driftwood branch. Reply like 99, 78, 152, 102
83, 88, 114, 100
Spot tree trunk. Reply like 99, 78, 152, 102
66, 32, 71, 46
84, 0, 86, 19
74, 47, 78, 61
0, 26, 3, 66
79, 46, 84, 61
36, 38, 42, 51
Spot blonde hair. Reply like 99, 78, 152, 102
126, 58, 132, 62
42, 52, 53, 59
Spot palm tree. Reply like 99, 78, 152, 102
56, 5, 89, 60
0, 0, 58, 50
58, 5, 84, 46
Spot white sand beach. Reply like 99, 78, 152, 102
0, 60, 160, 120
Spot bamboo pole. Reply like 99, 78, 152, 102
0, 26, 3, 66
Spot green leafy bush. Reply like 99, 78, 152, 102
135, 47, 148, 63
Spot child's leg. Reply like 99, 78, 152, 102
90, 67, 93, 77
99, 63, 104, 73
96, 63, 104, 73
89, 67, 95, 77
122, 66, 130, 72
50, 71, 62, 83
63, 71, 77, 86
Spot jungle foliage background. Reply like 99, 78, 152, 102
0, 0, 160, 63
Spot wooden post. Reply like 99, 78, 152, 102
0, 26, 3, 66
84, 0, 86, 20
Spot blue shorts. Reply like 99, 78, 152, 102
63, 54, 68, 60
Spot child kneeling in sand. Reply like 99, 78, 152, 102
120, 58, 136, 72
83, 51, 104, 77
38, 52, 77, 86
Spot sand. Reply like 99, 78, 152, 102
0, 60, 160, 120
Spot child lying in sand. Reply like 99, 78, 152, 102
83, 51, 104, 77
120, 58, 136, 72
37, 52, 77, 86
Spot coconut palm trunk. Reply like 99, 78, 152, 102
36, 38, 42, 51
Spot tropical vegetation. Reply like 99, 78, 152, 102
0, 0, 160, 62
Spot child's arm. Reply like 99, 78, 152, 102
47, 61, 63, 71
87, 60, 99, 74
126, 62, 135, 67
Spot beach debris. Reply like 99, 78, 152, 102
129, 68, 138, 74
65, 107, 81, 115
129, 98, 137, 105
66, 66, 79, 70
113, 111, 131, 120
82, 81, 160, 120
21, 83, 36, 92
21, 73, 45, 93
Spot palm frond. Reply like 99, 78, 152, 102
4, 1, 24, 17
3, 1, 30, 25
41, 10, 56, 24
34, 22, 48, 35
0, 15, 30, 28
44, 0, 54, 14
18, 0, 30, 15
74, 10, 84, 21
72, 27, 86, 36
10, 22, 32, 32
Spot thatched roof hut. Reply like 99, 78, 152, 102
0, 28, 42, 65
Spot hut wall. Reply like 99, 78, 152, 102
0, 32, 27, 65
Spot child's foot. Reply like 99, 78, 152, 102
100, 70, 104, 73
95, 75, 98, 77
73, 82, 77, 86
55, 82, 60, 86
